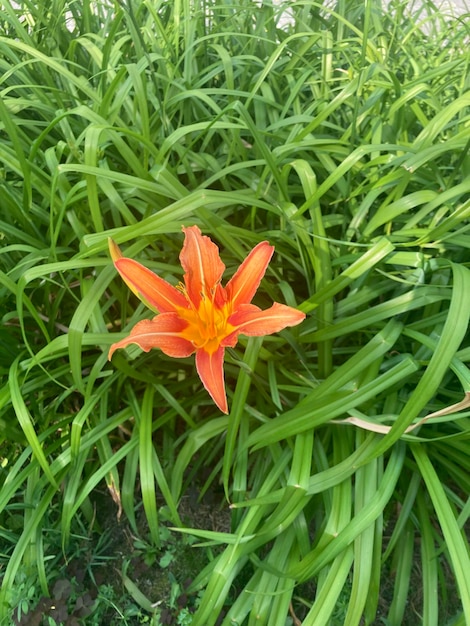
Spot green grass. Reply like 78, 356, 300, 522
1, 0, 470, 624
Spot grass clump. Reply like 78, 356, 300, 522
1, 0, 470, 624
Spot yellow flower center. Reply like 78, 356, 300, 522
178, 288, 235, 354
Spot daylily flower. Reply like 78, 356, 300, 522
108, 226, 305, 413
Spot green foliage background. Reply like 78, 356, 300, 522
1, 0, 470, 624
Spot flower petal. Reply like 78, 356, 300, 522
195, 346, 228, 414
226, 302, 305, 340
109, 239, 140, 299
109, 238, 124, 263
225, 241, 274, 307
108, 313, 195, 359
112, 254, 188, 313
180, 225, 226, 307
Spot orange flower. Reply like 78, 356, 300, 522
108, 226, 305, 413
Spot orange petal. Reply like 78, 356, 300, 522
113, 257, 188, 313
109, 238, 124, 263
180, 226, 226, 307
109, 239, 140, 299
108, 313, 195, 359
195, 346, 228, 413
226, 302, 305, 340
225, 241, 274, 308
